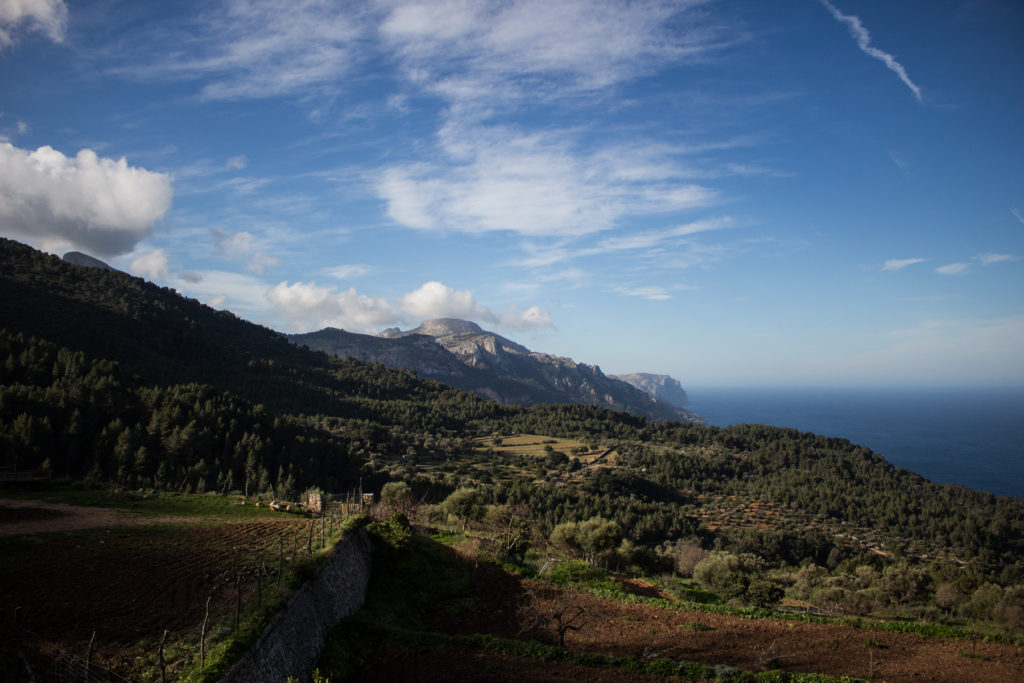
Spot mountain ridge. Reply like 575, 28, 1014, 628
289, 319, 701, 424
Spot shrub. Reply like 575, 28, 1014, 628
367, 512, 412, 549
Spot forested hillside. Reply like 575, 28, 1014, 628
2, 237, 1023, 619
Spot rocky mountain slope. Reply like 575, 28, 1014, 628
610, 373, 689, 407
290, 319, 701, 424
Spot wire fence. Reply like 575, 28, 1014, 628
11, 627, 132, 683
6, 497, 363, 682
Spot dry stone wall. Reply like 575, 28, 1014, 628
220, 530, 372, 683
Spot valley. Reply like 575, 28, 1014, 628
1, 237, 1023, 681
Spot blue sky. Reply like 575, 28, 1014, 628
1, 0, 1022, 387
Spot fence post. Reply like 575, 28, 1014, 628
234, 573, 241, 631
200, 594, 211, 668
257, 553, 263, 605
158, 629, 168, 683
306, 520, 314, 557
85, 630, 95, 681
277, 537, 284, 590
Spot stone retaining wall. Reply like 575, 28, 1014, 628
221, 530, 372, 683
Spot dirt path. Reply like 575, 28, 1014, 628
0, 498, 160, 536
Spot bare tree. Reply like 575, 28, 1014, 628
517, 585, 598, 648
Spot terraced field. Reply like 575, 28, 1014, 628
0, 490, 321, 678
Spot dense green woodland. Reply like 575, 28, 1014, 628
2, 238, 1024, 611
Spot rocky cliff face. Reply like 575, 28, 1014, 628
610, 373, 689, 407
289, 327, 471, 381
289, 319, 701, 424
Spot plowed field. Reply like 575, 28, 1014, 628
0, 498, 310, 676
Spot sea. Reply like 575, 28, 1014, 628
684, 387, 1024, 499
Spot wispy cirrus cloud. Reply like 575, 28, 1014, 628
1011, 208, 1024, 225
326, 264, 372, 280
819, 0, 922, 102
616, 285, 672, 301
976, 253, 1015, 267
379, 0, 731, 108
111, 0, 366, 101
883, 257, 926, 271
512, 217, 732, 269
936, 262, 970, 276
110, 0, 732, 108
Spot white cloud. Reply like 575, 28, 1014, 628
246, 252, 278, 274
16, 120, 28, 135
819, 0, 922, 102
213, 228, 277, 273
396, 281, 496, 322
0, 0, 67, 48
976, 253, 1014, 266
617, 286, 672, 300
883, 257, 926, 271
130, 249, 169, 280
261, 277, 553, 334
936, 262, 969, 275
226, 155, 248, 170
215, 229, 253, 258
1012, 208, 1024, 225
377, 167, 441, 229
377, 125, 717, 237
267, 280, 401, 333
499, 304, 552, 331
326, 264, 371, 280
0, 142, 173, 256
171, 269, 271, 312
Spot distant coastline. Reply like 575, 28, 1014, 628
686, 386, 1024, 499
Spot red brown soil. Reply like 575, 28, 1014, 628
356, 643, 672, 682
423, 561, 1024, 683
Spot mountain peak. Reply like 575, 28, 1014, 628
62, 251, 116, 271
401, 318, 485, 338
